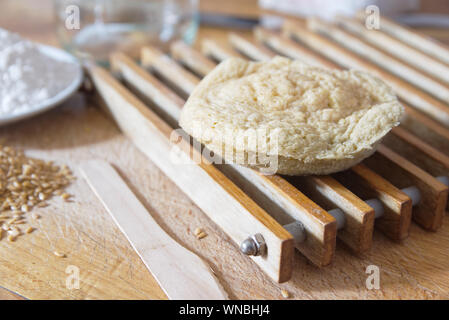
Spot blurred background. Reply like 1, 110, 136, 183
1, 0, 448, 63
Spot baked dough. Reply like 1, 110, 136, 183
179, 56, 403, 175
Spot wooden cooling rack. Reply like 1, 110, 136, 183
86, 14, 449, 284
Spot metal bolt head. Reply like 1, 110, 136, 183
240, 233, 266, 256
240, 238, 258, 256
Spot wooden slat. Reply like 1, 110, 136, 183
254, 28, 338, 69
357, 12, 449, 66
171, 41, 217, 78
142, 47, 201, 92
141, 47, 198, 98
86, 63, 294, 282
401, 105, 449, 156
232, 169, 337, 266
110, 53, 183, 127
335, 163, 412, 241
291, 176, 375, 253
228, 33, 276, 61
114, 51, 338, 266
308, 18, 449, 105
201, 38, 245, 62
391, 126, 449, 175
366, 145, 448, 231
384, 127, 449, 210
282, 21, 449, 127
173, 41, 377, 252
338, 16, 449, 85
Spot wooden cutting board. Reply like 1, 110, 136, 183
0, 91, 449, 300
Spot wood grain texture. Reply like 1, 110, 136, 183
171, 41, 375, 254
110, 53, 183, 127
113, 51, 337, 267
390, 126, 449, 178
341, 15, 449, 84
291, 176, 375, 253
255, 28, 338, 69
356, 12, 449, 66
228, 33, 276, 61
202, 38, 246, 61
0, 287, 25, 300
2, 0, 449, 300
81, 160, 228, 299
87, 64, 294, 283
171, 41, 217, 78
0, 94, 168, 300
2, 90, 449, 300
141, 47, 199, 98
366, 146, 448, 231
336, 164, 412, 241
309, 18, 449, 105
401, 105, 449, 157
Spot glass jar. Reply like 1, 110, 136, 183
54, 0, 198, 63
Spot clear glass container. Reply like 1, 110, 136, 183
54, 0, 198, 63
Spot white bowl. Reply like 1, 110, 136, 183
0, 44, 83, 126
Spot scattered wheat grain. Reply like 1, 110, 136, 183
61, 193, 71, 201
280, 289, 290, 299
31, 213, 40, 220
196, 231, 208, 240
37, 202, 48, 208
0, 145, 75, 241
7, 217, 18, 225
194, 227, 203, 236
53, 251, 66, 258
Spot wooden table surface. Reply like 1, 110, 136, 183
1, 0, 449, 300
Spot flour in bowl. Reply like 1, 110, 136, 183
0, 28, 80, 116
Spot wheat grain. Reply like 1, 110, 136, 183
61, 193, 71, 201
280, 289, 290, 299
53, 251, 66, 258
0, 145, 75, 241
196, 231, 208, 240
31, 213, 40, 220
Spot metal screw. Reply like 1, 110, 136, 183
240, 233, 266, 256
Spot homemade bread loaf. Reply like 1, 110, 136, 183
179, 56, 403, 175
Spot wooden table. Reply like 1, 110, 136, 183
1, 0, 449, 300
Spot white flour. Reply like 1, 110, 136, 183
0, 28, 80, 116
